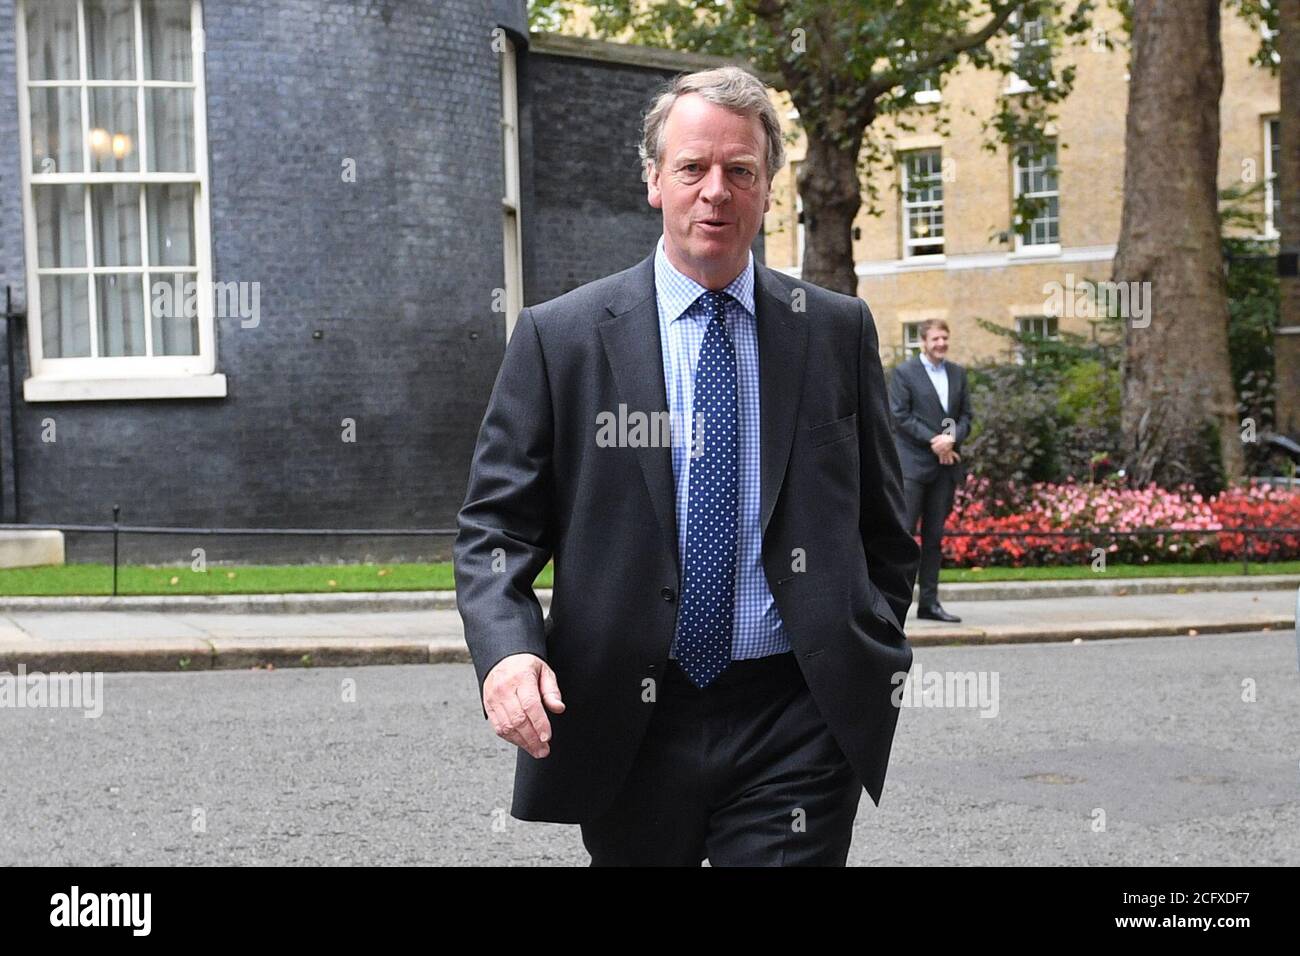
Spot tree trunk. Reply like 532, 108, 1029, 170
1113, 0, 1245, 489
797, 126, 865, 296
1276, 0, 1300, 438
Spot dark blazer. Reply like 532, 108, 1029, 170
453, 249, 920, 824
887, 355, 973, 483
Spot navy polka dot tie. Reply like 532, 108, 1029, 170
674, 289, 738, 689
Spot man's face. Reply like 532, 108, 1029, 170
923, 327, 949, 363
646, 93, 772, 289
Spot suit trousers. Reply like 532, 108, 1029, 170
579, 652, 862, 866
903, 468, 959, 607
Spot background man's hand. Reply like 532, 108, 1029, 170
929, 433, 956, 455
937, 448, 961, 466
483, 653, 565, 758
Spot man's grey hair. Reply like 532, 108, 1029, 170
639, 66, 785, 184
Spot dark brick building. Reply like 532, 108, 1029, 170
0, 1, 758, 564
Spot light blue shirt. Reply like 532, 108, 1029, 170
920, 353, 949, 413
653, 235, 790, 660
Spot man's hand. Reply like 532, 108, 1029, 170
937, 448, 961, 466
929, 433, 956, 456
482, 653, 565, 758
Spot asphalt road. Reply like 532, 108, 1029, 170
1, 630, 1296, 866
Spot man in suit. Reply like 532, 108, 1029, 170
453, 66, 919, 866
887, 320, 973, 623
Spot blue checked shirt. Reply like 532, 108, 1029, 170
654, 235, 790, 660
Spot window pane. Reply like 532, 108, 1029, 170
148, 272, 199, 355
25, 0, 80, 81
96, 273, 146, 356
89, 87, 140, 172
147, 183, 195, 265
35, 184, 87, 267
40, 275, 91, 358
29, 86, 83, 174
92, 184, 142, 267
1043, 196, 1059, 242
144, 0, 192, 81
146, 88, 194, 171
86, 0, 137, 81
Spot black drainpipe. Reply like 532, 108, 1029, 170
3, 285, 24, 523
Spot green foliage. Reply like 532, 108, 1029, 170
1219, 181, 1281, 474
531, 0, 1091, 232
1225, 236, 1280, 472
963, 313, 1122, 485
964, 363, 1064, 483
1225, 0, 1281, 74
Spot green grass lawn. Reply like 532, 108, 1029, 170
0, 559, 1297, 596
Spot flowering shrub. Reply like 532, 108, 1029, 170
940, 476, 1300, 567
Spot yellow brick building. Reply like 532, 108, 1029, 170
761, 5, 1282, 367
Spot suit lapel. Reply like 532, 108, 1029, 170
753, 262, 808, 538
598, 252, 678, 575
597, 251, 810, 577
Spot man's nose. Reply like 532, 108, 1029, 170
699, 164, 731, 204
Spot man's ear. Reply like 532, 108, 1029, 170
646, 160, 662, 209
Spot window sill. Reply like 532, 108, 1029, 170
898, 253, 946, 269
23, 374, 228, 402
1009, 243, 1061, 260
1002, 79, 1057, 96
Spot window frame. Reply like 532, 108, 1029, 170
500, 32, 524, 342
1264, 116, 1280, 239
902, 321, 924, 359
913, 72, 942, 105
901, 148, 945, 259
16, 0, 223, 401
1005, 10, 1054, 95
1012, 314, 1060, 365
1011, 139, 1061, 255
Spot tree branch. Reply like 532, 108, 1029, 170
865, 0, 1028, 100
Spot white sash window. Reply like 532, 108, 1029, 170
18, 0, 224, 400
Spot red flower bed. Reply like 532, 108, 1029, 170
937, 477, 1300, 567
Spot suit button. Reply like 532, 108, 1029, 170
661, 587, 675, 602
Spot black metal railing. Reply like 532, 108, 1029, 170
1, 514, 1298, 597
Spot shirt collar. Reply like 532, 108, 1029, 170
654, 234, 755, 323
920, 353, 945, 373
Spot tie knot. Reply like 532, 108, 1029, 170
697, 290, 730, 323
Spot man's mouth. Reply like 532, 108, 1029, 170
698, 219, 731, 229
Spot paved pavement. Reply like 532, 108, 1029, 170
1, 630, 1295, 865
1, 581, 1295, 672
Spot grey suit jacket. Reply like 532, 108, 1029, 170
453, 248, 920, 824
887, 355, 973, 483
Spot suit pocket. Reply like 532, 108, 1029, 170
808, 412, 857, 448
868, 583, 906, 638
